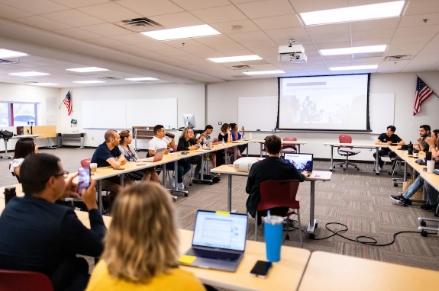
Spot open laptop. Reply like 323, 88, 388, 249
181, 210, 248, 272
284, 153, 313, 172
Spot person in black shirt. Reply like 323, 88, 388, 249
0, 153, 106, 291
245, 135, 308, 219
216, 123, 231, 166
176, 128, 199, 190
374, 125, 404, 169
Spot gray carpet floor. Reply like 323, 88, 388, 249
1, 147, 438, 271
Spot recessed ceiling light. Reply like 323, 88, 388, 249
207, 55, 262, 63
9, 71, 49, 77
329, 65, 378, 71
0, 48, 28, 59
73, 80, 106, 84
125, 77, 159, 81
66, 67, 109, 73
32, 83, 59, 87
320, 45, 387, 56
141, 24, 221, 40
243, 70, 285, 76
300, 1, 405, 26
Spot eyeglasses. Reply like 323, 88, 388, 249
54, 171, 69, 178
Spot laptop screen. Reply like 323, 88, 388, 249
284, 153, 313, 172
192, 210, 248, 251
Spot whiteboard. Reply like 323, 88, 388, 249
369, 93, 395, 133
126, 98, 177, 128
81, 100, 126, 129
81, 98, 178, 129
238, 96, 277, 131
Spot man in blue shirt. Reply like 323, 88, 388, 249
0, 153, 105, 291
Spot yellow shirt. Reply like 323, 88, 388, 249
86, 261, 205, 291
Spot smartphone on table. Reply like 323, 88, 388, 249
250, 260, 272, 278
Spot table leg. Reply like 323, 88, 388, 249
374, 147, 380, 175
80, 136, 84, 149
260, 143, 263, 158
227, 174, 232, 212
297, 144, 301, 153
200, 154, 205, 180
403, 160, 407, 182
306, 181, 317, 238
329, 146, 334, 171
97, 180, 103, 213
120, 174, 125, 186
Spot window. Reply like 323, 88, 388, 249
0, 102, 38, 126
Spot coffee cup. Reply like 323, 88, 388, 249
427, 160, 435, 174
90, 163, 97, 174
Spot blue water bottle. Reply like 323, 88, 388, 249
263, 213, 283, 262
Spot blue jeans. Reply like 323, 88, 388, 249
424, 183, 439, 206
402, 176, 424, 199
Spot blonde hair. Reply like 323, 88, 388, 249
103, 182, 179, 282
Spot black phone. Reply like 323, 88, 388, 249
250, 260, 272, 277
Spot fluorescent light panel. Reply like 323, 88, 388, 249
300, 1, 405, 26
0, 48, 28, 59
208, 55, 262, 63
329, 65, 378, 71
32, 83, 59, 87
73, 80, 106, 84
66, 67, 108, 73
142, 24, 220, 40
9, 71, 49, 77
243, 70, 285, 76
125, 77, 159, 81
320, 45, 387, 56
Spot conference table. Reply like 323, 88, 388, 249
324, 142, 389, 175
210, 164, 332, 238
251, 139, 307, 157
75, 210, 311, 291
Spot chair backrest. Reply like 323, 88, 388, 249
0, 269, 53, 291
339, 134, 352, 143
258, 180, 300, 211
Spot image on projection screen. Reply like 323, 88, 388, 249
278, 74, 369, 130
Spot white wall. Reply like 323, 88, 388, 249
0, 82, 59, 151
207, 72, 439, 161
56, 83, 205, 147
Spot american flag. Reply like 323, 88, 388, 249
63, 90, 72, 116
413, 77, 433, 116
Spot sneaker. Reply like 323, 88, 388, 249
177, 183, 185, 191
390, 194, 411, 206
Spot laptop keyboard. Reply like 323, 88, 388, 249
193, 248, 241, 261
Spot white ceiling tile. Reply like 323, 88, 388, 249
253, 14, 302, 30
43, 10, 103, 27
82, 23, 132, 37
404, 0, 439, 16
236, 0, 295, 18
170, 0, 230, 10
211, 19, 260, 34
263, 27, 310, 44
166, 39, 219, 57
0, 0, 66, 15
191, 5, 248, 24
307, 24, 350, 43
288, 0, 348, 13
195, 36, 247, 53
0, 4, 34, 19
376, 60, 409, 73
150, 12, 202, 27
78, 2, 140, 22
16, 15, 72, 31
117, 0, 183, 16
350, 18, 399, 32
400, 13, 439, 27
230, 0, 267, 3
392, 25, 439, 43
51, 0, 110, 8
387, 40, 427, 56
56, 28, 103, 41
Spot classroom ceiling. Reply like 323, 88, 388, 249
0, 0, 438, 87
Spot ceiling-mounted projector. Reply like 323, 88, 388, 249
278, 40, 307, 63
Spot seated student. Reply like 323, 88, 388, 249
391, 129, 439, 209
86, 183, 204, 291
415, 124, 431, 152
177, 127, 201, 184
118, 130, 160, 183
0, 153, 106, 291
373, 125, 404, 170
216, 123, 231, 166
91, 129, 126, 202
198, 124, 218, 169
230, 122, 247, 156
246, 135, 308, 220
9, 137, 37, 181
148, 124, 175, 157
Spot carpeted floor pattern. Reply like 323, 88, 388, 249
1, 147, 438, 271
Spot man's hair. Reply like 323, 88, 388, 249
220, 123, 229, 132
264, 135, 282, 154
153, 124, 164, 135
20, 153, 61, 196
387, 125, 396, 132
13, 137, 36, 159
420, 124, 431, 132
104, 129, 117, 142
205, 125, 213, 130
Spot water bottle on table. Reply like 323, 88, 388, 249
263, 213, 283, 262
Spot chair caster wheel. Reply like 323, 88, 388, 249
420, 220, 426, 227
184, 193, 188, 197
393, 183, 398, 187
285, 234, 290, 240
421, 230, 428, 237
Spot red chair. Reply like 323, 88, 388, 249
256, 180, 303, 246
0, 269, 53, 291
281, 136, 298, 155
336, 134, 360, 171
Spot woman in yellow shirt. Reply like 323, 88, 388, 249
86, 182, 205, 291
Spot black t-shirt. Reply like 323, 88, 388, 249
218, 132, 229, 142
91, 142, 122, 167
177, 137, 197, 151
378, 133, 401, 144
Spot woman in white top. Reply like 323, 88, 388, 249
9, 137, 37, 181
119, 130, 160, 182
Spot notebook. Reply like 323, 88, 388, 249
284, 153, 313, 172
180, 210, 248, 272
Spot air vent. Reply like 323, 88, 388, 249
231, 64, 251, 70
0, 58, 19, 65
384, 55, 412, 62
101, 76, 122, 80
117, 17, 162, 32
